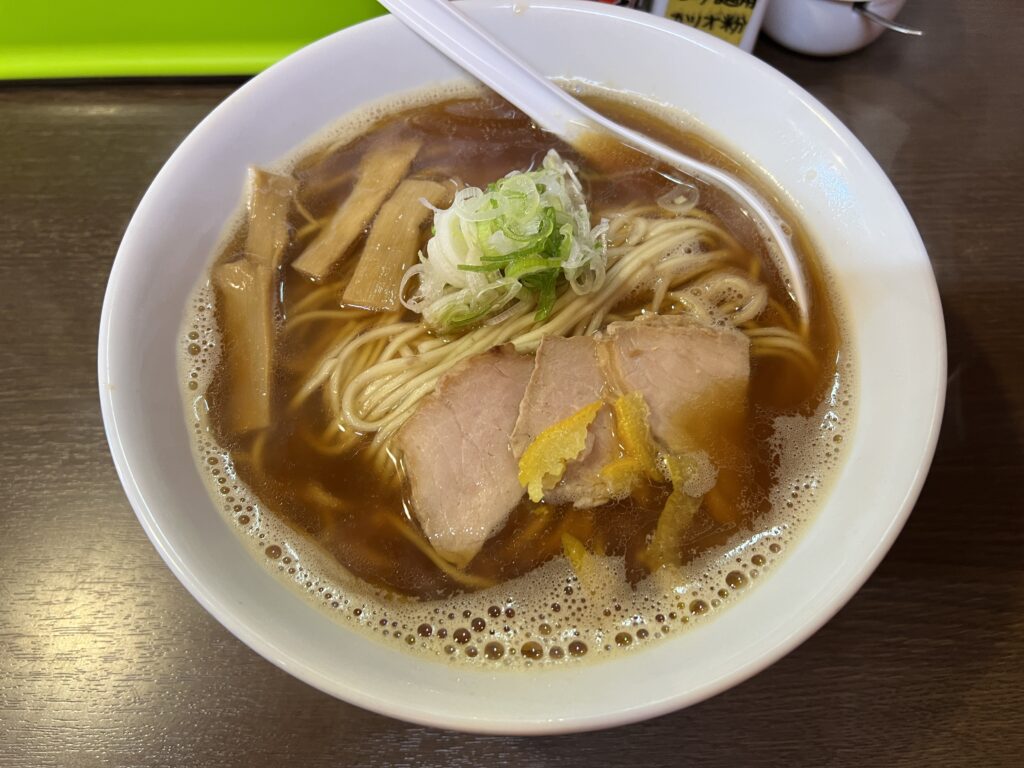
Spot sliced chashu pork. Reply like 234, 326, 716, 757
511, 319, 750, 509
604, 318, 750, 455
393, 346, 534, 565
396, 319, 752, 562
509, 335, 619, 508
606, 318, 752, 525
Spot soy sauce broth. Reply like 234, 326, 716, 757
200, 91, 842, 599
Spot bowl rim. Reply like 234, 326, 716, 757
98, 0, 946, 734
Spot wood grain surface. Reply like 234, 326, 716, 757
1, 1, 1021, 765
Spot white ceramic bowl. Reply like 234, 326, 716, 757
98, 1, 944, 734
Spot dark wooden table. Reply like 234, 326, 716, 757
2, 2, 1021, 765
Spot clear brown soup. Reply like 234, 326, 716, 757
201, 92, 841, 600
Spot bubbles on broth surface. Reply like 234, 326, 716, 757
183, 295, 853, 666
178, 83, 856, 667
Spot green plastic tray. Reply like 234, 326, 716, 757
0, 0, 387, 80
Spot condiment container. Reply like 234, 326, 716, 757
763, 0, 909, 56
647, 0, 772, 52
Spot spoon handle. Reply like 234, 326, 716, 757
853, 3, 924, 36
376, 0, 590, 138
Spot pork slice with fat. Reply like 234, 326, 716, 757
394, 346, 534, 565
511, 335, 620, 509
604, 319, 751, 455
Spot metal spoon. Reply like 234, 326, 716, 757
854, 3, 924, 36
377, 0, 811, 328
830, 1, 924, 36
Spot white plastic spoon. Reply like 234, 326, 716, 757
378, 0, 810, 326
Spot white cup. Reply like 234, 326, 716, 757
764, 0, 909, 56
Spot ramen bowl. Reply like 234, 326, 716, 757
98, 0, 944, 734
